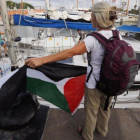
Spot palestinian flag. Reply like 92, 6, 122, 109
0, 63, 87, 114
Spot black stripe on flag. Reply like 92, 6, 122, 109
35, 62, 87, 82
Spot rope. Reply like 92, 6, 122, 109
56, 0, 68, 28
18, 12, 22, 25
63, 19, 68, 28
18, 0, 24, 25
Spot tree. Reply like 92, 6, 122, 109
6, 1, 18, 9
17, 3, 34, 9
6, 1, 34, 9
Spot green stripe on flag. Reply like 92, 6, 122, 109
27, 77, 71, 113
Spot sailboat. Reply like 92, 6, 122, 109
13, 13, 97, 66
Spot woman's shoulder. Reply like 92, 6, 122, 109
98, 30, 123, 40
83, 34, 103, 51
84, 35, 100, 44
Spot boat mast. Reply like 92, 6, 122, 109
92, 0, 94, 5
45, 0, 50, 16
20, 0, 24, 15
138, 0, 140, 7
137, 6, 140, 27
0, 0, 17, 65
126, 0, 130, 15
77, 0, 78, 10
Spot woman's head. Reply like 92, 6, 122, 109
91, 1, 117, 30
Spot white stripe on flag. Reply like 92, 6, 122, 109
27, 68, 73, 94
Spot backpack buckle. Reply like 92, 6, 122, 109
109, 37, 115, 42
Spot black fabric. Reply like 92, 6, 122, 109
0, 105, 49, 140
35, 62, 87, 82
0, 65, 27, 111
0, 92, 39, 130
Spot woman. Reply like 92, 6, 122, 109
25, 1, 119, 140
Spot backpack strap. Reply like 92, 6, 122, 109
104, 95, 110, 111
112, 30, 120, 40
87, 32, 109, 48
86, 52, 93, 83
86, 32, 109, 83
86, 52, 98, 83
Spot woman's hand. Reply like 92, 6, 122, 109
25, 57, 44, 68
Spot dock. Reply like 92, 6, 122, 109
42, 108, 140, 140
0, 106, 140, 140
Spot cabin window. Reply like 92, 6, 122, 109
136, 53, 140, 63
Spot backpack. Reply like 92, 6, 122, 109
86, 30, 140, 110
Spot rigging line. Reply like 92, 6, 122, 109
18, 0, 22, 25
57, 0, 68, 28
18, 14, 22, 25
18, 0, 24, 25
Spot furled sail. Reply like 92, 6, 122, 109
13, 14, 96, 31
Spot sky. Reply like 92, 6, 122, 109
11, 0, 140, 10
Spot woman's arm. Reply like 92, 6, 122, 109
25, 41, 87, 68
